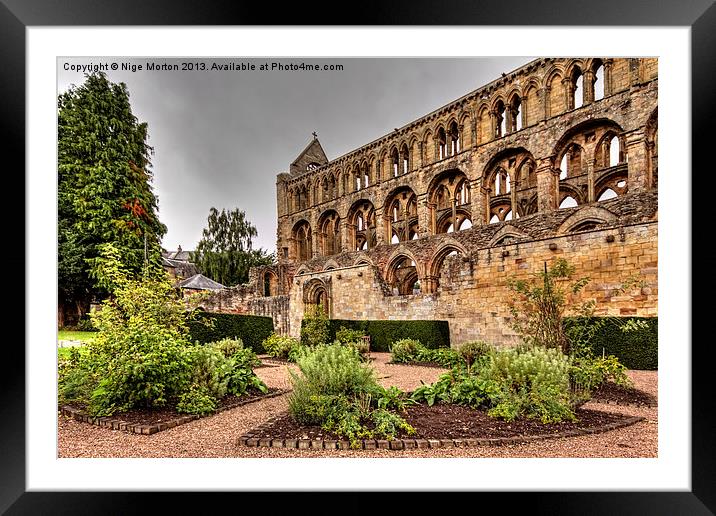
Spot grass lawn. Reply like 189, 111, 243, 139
58, 330, 96, 342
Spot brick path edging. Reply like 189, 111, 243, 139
237, 413, 645, 450
59, 389, 288, 436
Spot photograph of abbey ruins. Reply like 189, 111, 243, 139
58, 57, 658, 458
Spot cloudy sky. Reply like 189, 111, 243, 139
58, 57, 533, 254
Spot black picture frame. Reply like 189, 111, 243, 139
5, 0, 713, 513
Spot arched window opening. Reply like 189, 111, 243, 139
560, 154, 568, 179
456, 181, 470, 205
594, 64, 605, 101
559, 196, 578, 209
391, 148, 399, 177
505, 174, 511, 193
263, 273, 272, 296
391, 234, 399, 244
400, 144, 409, 174
437, 128, 447, 159
361, 240, 368, 250
363, 171, 369, 189
510, 96, 522, 132
388, 256, 420, 296
572, 69, 584, 109
355, 175, 362, 191
350, 201, 376, 252
293, 221, 312, 262
570, 221, 600, 232
495, 101, 506, 137
609, 136, 620, 166
446, 224, 454, 233
459, 218, 472, 230
449, 121, 460, 154
597, 188, 617, 201
392, 204, 399, 222
504, 210, 513, 221
490, 214, 499, 224
357, 213, 364, 231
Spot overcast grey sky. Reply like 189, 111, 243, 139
58, 57, 533, 254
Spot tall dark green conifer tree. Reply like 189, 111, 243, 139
58, 72, 167, 325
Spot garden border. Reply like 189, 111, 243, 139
59, 389, 288, 435
237, 412, 645, 450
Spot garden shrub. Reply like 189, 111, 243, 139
176, 385, 217, 416
390, 338, 422, 363
457, 340, 493, 371
187, 311, 274, 352
209, 337, 244, 358
300, 304, 330, 347
411, 346, 577, 424
57, 244, 267, 418
262, 333, 301, 360
335, 326, 367, 345
287, 344, 414, 447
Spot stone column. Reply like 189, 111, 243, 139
583, 70, 595, 105
542, 86, 550, 120
586, 157, 596, 203
625, 128, 648, 192
536, 157, 557, 212
562, 77, 572, 111
470, 178, 485, 225
604, 59, 614, 96
417, 193, 431, 238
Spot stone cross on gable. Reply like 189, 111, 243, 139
312, 131, 318, 139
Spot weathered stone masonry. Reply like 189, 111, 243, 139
205, 57, 658, 346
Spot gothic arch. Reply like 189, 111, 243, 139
488, 225, 531, 247
557, 205, 618, 234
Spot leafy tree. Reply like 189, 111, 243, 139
191, 207, 274, 286
58, 72, 166, 325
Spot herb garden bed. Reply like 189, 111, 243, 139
60, 388, 286, 435
589, 381, 657, 407
239, 404, 644, 450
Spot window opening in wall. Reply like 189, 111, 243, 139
504, 210, 512, 221
446, 224, 454, 233
490, 214, 499, 224
357, 213, 364, 231
617, 180, 626, 188
393, 205, 399, 222
363, 171, 369, 189
609, 136, 620, 166
459, 219, 472, 230
597, 188, 617, 201
574, 72, 584, 109
391, 234, 400, 244
355, 175, 361, 191
560, 154, 568, 180
361, 241, 368, 250
392, 148, 399, 177
594, 65, 604, 100
559, 196, 578, 209
438, 128, 447, 159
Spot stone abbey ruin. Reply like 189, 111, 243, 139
202, 57, 658, 346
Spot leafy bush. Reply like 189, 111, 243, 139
411, 346, 577, 424
209, 337, 244, 358
57, 244, 267, 417
457, 341, 492, 371
390, 339, 461, 368
187, 311, 274, 352
262, 333, 301, 360
335, 326, 367, 345
287, 344, 414, 447
390, 338, 422, 363
300, 304, 330, 347
176, 385, 217, 416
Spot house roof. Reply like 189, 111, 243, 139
176, 274, 225, 291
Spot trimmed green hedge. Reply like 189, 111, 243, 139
187, 311, 274, 353
564, 317, 658, 370
302, 319, 451, 352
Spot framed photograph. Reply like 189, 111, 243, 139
8, 0, 713, 512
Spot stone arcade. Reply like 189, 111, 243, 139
201, 57, 658, 346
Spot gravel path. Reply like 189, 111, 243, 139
57, 353, 657, 458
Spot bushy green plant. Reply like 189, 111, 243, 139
416, 347, 461, 368
300, 304, 330, 347
185, 345, 231, 400
288, 343, 413, 447
210, 337, 244, 358
390, 338, 422, 363
262, 333, 301, 359
457, 340, 493, 372
335, 326, 367, 345
411, 346, 577, 423
176, 385, 217, 415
